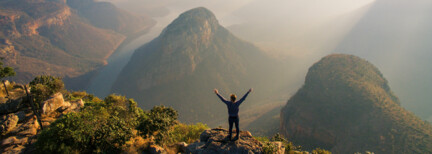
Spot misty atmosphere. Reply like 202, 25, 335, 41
1, 0, 432, 153
99, 0, 432, 122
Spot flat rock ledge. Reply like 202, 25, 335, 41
185, 128, 267, 154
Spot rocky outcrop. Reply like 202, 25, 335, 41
0, 114, 18, 135
1, 90, 85, 153
0, 97, 25, 115
185, 128, 283, 154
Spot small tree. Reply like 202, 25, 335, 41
0, 58, 15, 97
29, 75, 64, 104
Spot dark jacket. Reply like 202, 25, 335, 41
216, 91, 250, 117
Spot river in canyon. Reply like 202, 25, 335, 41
85, 11, 180, 98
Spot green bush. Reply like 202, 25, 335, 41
262, 142, 278, 154
270, 133, 302, 152
271, 133, 288, 143
162, 123, 208, 145
0, 58, 15, 79
254, 136, 270, 143
29, 75, 64, 103
258, 133, 330, 154
65, 91, 102, 103
137, 105, 178, 139
36, 94, 144, 153
312, 148, 332, 154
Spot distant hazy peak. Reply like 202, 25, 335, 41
160, 7, 219, 38
306, 54, 390, 89
179, 7, 218, 21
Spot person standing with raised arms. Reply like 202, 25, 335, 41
214, 88, 253, 141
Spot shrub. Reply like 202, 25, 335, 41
29, 75, 64, 103
0, 58, 15, 79
254, 136, 270, 143
312, 148, 332, 154
271, 133, 288, 143
137, 105, 178, 137
36, 109, 133, 153
262, 142, 278, 154
36, 94, 144, 153
162, 123, 208, 145
270, 133, 302, 152
66, 91, 102, 103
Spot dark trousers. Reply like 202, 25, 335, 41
228, 116, 239, 138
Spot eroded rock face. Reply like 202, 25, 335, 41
186, 128, 266, 154
0, 114, 19, 135
40, 93, 66, 114
69, 99, 84, 111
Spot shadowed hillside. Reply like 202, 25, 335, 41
281, 54, 432, 153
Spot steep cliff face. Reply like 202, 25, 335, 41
280, 54, 432, 153
0, 0, 154, 83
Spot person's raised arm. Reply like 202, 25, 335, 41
214, 89, 228, 104
237, 88, 253, 106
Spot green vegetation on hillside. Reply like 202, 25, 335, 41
36, 94, 144, 153
31, 76, 204, 153
256, 133, 331, 154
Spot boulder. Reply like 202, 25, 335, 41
186, 128, 265, 154
176, 142, 188, 153
40, 93, 67, 114
57, 99, 84, 113
0, 97, 24, 115
16, 116, 39, 136
149, 144, 167, 154
1, 136, 28, 146
0, 113, 18, 134
69, 99, 84, 110
1, 136, 27, 154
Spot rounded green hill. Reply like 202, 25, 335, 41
281, 54, 432, 153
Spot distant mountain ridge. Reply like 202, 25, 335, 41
280, 54, 432, 153
66, 0, 154, 36
112, 7, 289, 123
0, 0, 155, 83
